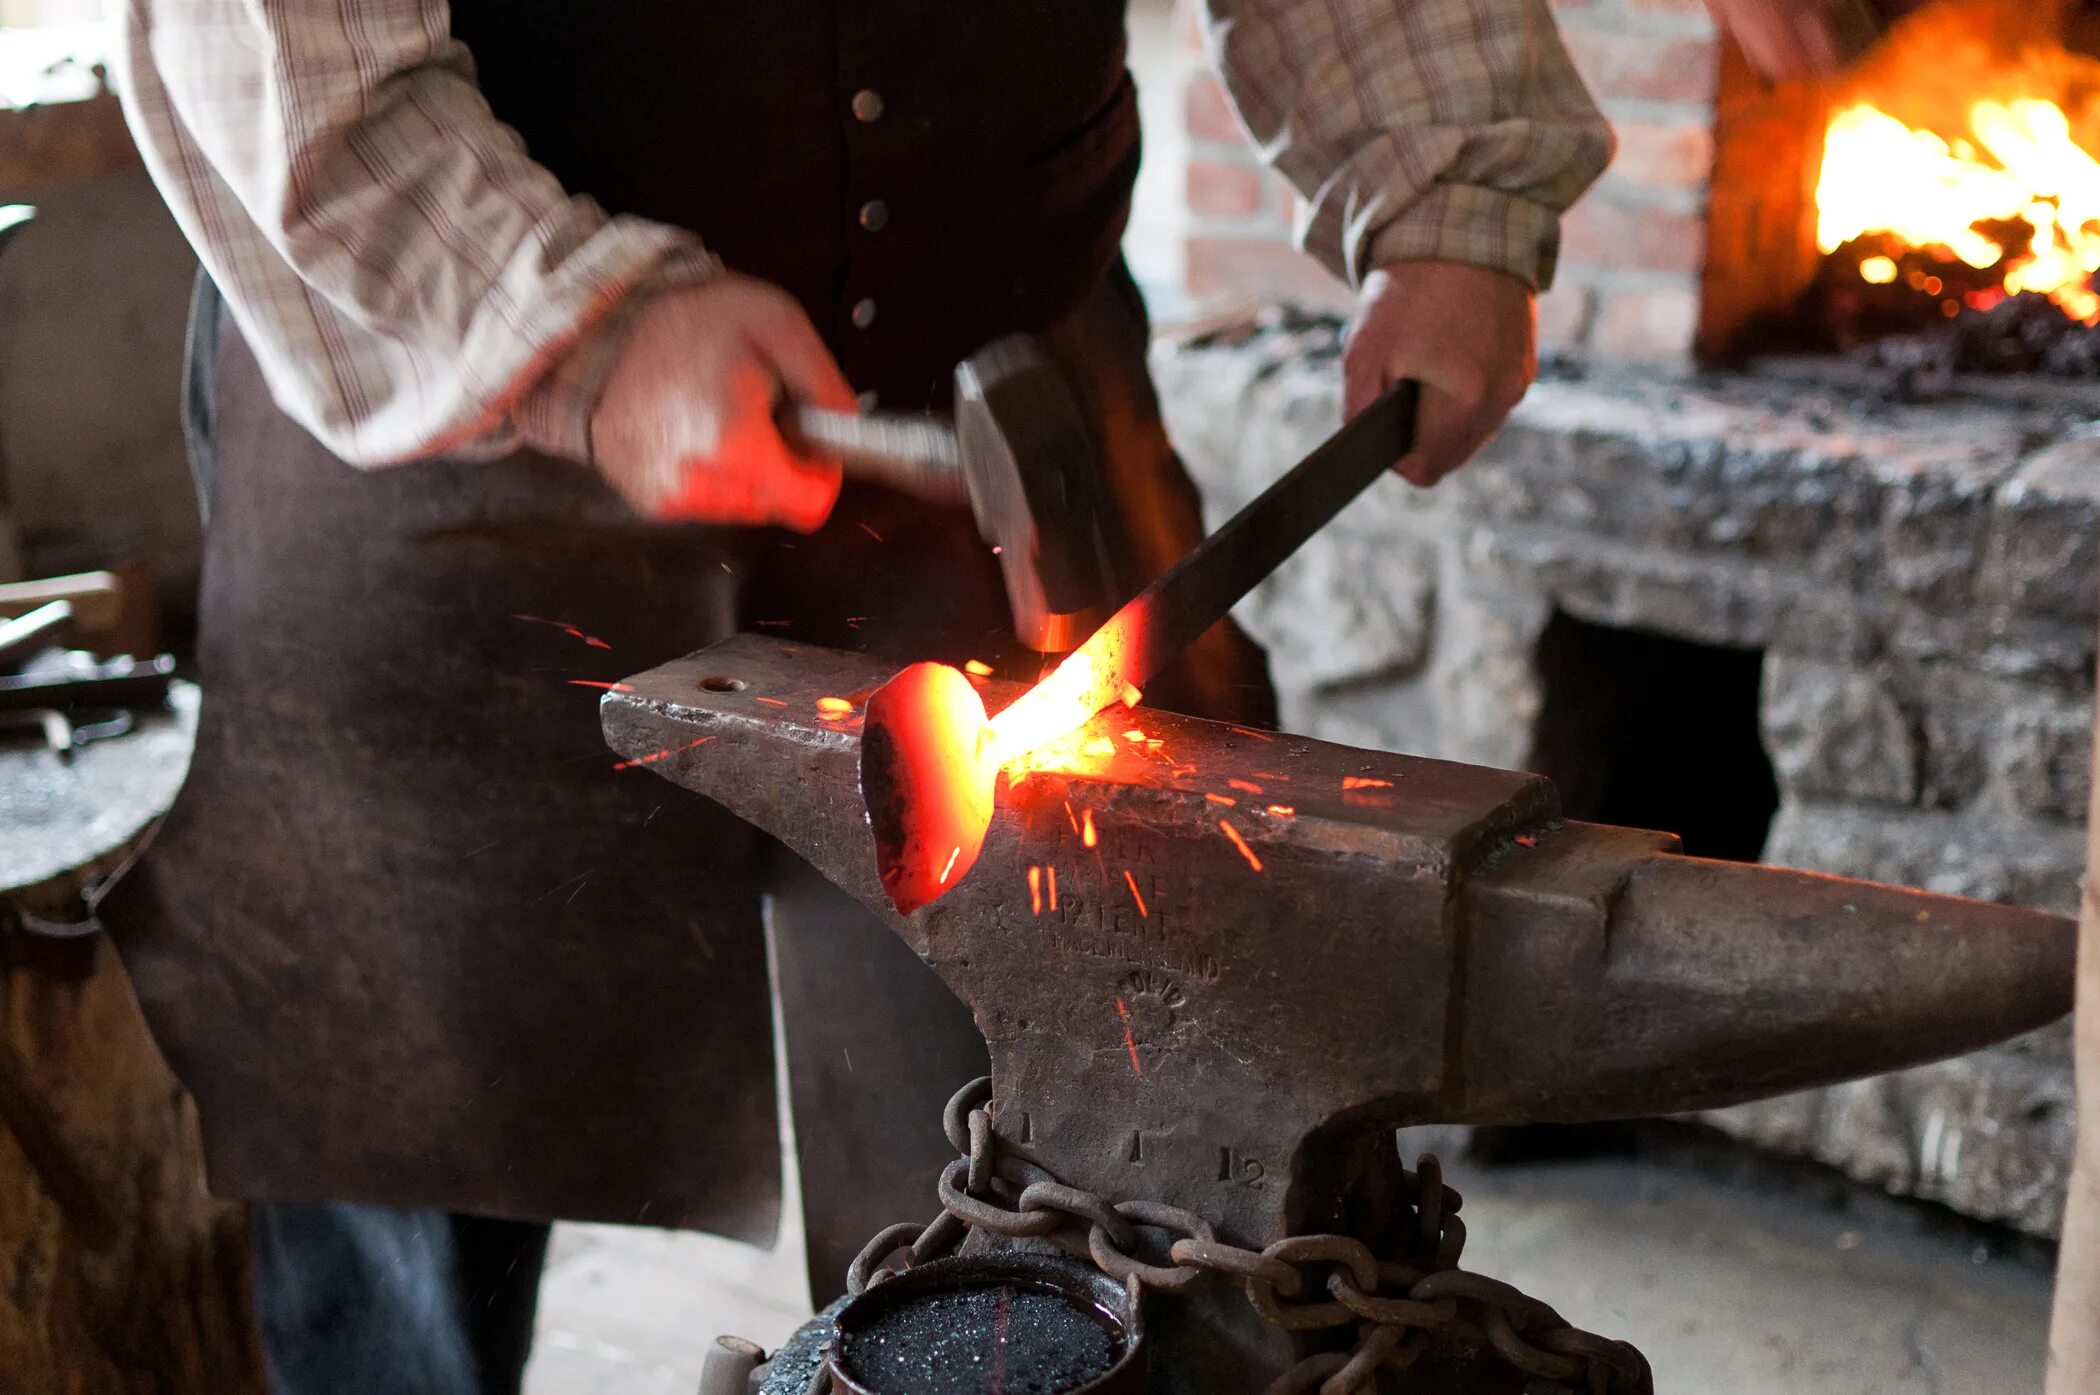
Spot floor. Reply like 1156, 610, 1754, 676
520, 1131, 2054, 1395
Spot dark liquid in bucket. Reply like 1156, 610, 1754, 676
839, 1282, 1121, 1395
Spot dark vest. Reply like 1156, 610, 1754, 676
450, 1, 1140, 408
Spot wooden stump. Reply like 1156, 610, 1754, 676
1, 687, 264, 1394
0, 929, 267, 1395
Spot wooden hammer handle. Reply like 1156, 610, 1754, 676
786, 404, 971, 509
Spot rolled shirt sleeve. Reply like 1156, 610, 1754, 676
1199, 0, 1616, 291
113, 0, 714, 467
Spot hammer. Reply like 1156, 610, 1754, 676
783, 336, 1120, 653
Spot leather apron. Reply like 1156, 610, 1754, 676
101, 0, 1274, 1259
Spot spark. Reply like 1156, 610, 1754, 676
1028, 866, 1043, 916
612, 735, 713, 771
1123, 869, 1149, 918
1219, 818, 1263, 872
1065, 801, 1082, 835
512, 614, 611, 649
1342, 776, 1393, 790
1229, 726, 1275, 742
859, 522, 884, 542
1265, 804, 1295, 818
755, 696, 788, 707
816, 697, 854, 717
1205, 793, 1237, 807
1515, 834, 1538, 848
1228, 778, 1263, 794
940, 845, 962, 883
965, 659, 995, 677
1047, 866, 1059, 910
567, 680, 633, 692
1081, 809, 1098, 849
1114, 998, 1143, 1075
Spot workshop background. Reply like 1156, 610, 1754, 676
2, 0, 2093, 1392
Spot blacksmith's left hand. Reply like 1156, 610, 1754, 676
1343, 260, 1537, 488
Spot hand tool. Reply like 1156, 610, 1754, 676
601, 634, 2075, 1393
859, 380, 1419, 912
781, 335, 1120, 653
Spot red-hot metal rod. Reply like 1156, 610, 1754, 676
860, 383, 1418, 912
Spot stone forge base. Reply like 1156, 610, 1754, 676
1155, 325, 2098, 1238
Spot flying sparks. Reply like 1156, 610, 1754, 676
1342, 776, 1393, 790
1228, 779, 1263, 794
816, 696, 855, 718
1047, 866, 1059, 910
1081, 809, 1098, 849
940, 845, 962, 883
1218, 818, 1263, 872
567, 680, 634, 692
1123, 869, 1149, 918
513, 614, 611, 649
1029, 865, 1043, 916
1205, 793, 1237, 807
1114, 997, 1143, 1075
613, 735, 713, 771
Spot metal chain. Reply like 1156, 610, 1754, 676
845, 1077, 1654, 1395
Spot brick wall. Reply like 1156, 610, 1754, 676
1176, 0, 1721, 361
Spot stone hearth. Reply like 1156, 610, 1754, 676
1156, 319, 2097, 1236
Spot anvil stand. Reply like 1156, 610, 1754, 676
604, 635, 2074, 1395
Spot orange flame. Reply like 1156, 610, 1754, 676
1818, 98, 2100, 324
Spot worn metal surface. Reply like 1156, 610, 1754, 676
1, 679, 195, 924
607, 635, 2075, 1391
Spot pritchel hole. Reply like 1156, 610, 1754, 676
699, 676, 746, 693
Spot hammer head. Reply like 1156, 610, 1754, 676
953, 337, 1120, 653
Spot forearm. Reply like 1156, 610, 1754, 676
1198, 0, 1615, 290
113, 0, 708, 466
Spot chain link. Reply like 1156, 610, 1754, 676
844, 1077, 1654, 1395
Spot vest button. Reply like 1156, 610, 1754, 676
858, 200, 890, 233
851, 298, 878, 329
851, 89, 885, 123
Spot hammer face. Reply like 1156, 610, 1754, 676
954, 338, 1120, 652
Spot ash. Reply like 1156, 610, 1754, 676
839, 1284, 1119, 1395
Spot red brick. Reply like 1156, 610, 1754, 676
1560, 22, 1720, 105
1591, 286, 1700, 359
1538, 281, 1597, 351
1184, 72, 1248, 145
1187, 160, 1267, 218
1559, 196, 1708, 275
1607, 118, 1715, 190
1185, 236, 1354, 312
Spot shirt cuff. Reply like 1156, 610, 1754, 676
512, 246, 723, 465
1360, 184, 1564, 293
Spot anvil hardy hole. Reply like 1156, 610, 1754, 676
698, 675, 746, 693
1529, 611, 1779, 864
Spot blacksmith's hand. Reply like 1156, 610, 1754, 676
1343, 260, 1536, 489
590, 275, 857, 532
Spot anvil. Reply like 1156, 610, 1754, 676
603, 635, 2074, 1392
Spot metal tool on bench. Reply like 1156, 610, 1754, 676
602, 637, 2074, 1394
0, 590, 175, 759
781, 335, 1121, 653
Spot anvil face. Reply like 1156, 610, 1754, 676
603, 636, 2072, 1385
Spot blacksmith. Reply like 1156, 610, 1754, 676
108, 1, 1610, 1390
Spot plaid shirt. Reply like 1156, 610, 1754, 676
113, 0, 1610, 468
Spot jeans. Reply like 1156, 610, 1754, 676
252, 1203, 549, 1395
